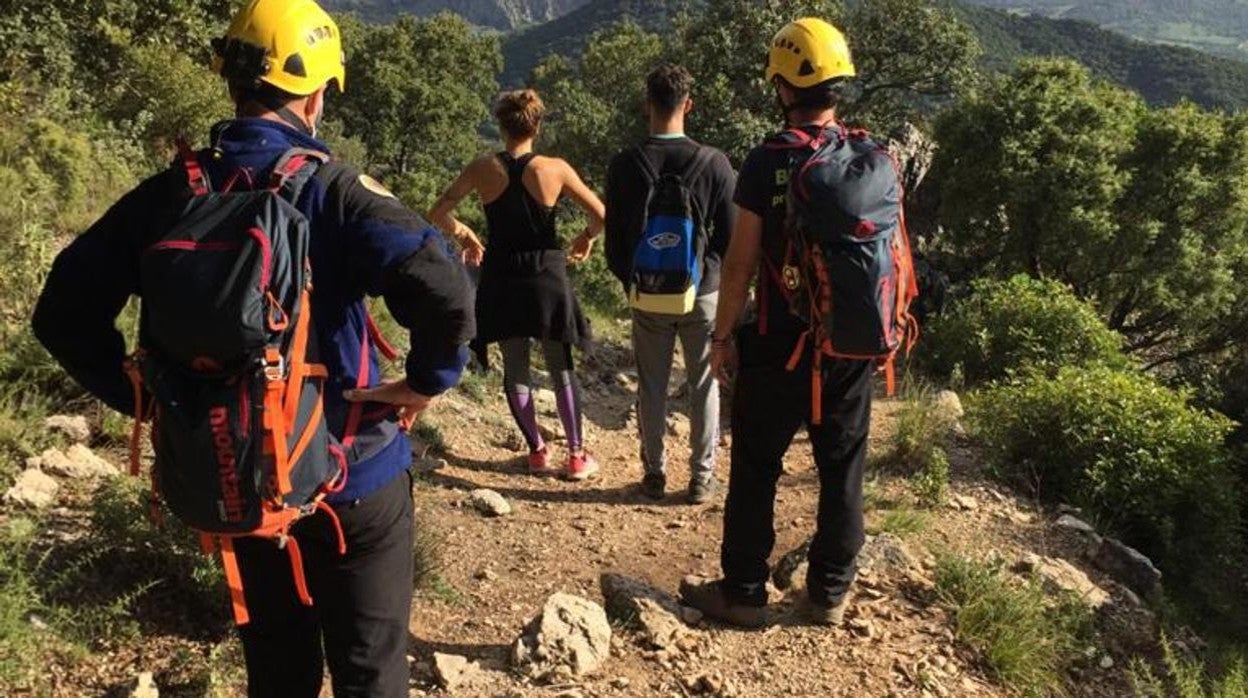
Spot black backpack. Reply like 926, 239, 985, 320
124, 142, 345, 625
628, 146, 715, 315
763, 126, 919, 421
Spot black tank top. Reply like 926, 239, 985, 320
483, 152, 559, 255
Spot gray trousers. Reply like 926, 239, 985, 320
632, 292, 719, 482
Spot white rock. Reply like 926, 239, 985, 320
1099, 655, 1115, 670
432, 652, 481, 691
130, 672, 159, 698
951, 494, 979, 511
1015, 553, 1110, 609
933, 390, 964, 421
37, 445, 118, 479
470, 489, 511, 517
4, 469, 59, 509
44, 415, 91, 443
1055, 514, 1096, 535
512, 593, 611, 680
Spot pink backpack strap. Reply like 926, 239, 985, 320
176, 138, 211, 197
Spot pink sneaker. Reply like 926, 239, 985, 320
565, 452, 599, 481
527, 447, 556, 475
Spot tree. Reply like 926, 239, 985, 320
934, 58, 1248, 367
335, 12, 502, 175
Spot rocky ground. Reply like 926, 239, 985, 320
1, 332, 1168, 697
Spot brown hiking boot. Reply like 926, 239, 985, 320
802, 590, 853, 627
679, 576, 767, 629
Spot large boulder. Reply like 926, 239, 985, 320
1094, 538, 1162, 599
512, 593, 611, 681
773, 533, 918, 591
4, 468, 59, 509
1015, 553, 1111, 609
600, 572, 691, 649
32, 445, 118, 479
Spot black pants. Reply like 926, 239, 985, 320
235, 472, 414, 697
721, 330, 873, 607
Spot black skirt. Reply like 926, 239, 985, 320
471, 249, 591, 365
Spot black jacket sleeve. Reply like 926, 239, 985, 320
31, 174, 175, 414
326, 166, 475, 395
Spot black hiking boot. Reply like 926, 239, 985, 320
679, 576, 767, 629
640, 472, 666, 500
686, 476, 718, 505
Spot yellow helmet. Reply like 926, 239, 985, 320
765, 18, 856, 89
212, 0, 345, 96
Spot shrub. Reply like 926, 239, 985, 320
920, 275, 1129, 385
878, 386, 956, 506
969, 366, 1243, 615
935, 554, 1092, 695
1131, 635, 1248, 698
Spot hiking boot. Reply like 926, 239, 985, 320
527, 447, 557, 475
802, 591, 853, 627
679, 576, 767, 629
640, 472, 666, 500
686, 477, 718, 505
565, 452, 599, 481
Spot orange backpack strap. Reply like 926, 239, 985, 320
263, 347, 293, 497
217, 537, 251, 626
284, 537, 314, 607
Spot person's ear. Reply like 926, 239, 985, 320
305, 86, 327, 126
683, 98, 694, 116
775, 81, 794, 108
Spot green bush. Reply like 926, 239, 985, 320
969, 366, 1243, 614
878, 387, 955, 506
921, 275, 1129, 385
1131, 635, 1248, 698
936, 554, 1092, 695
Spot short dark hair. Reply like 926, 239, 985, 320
645, 64, 694, 115
231, 80, 301, 112
776, 77, 847, 112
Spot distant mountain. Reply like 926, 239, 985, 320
496, 0, 1248, 110
962, 0, 1248, 62
323, 0, 591, 29
959, 3, 1248, 109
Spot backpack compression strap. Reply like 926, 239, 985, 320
176, 138, 212, 197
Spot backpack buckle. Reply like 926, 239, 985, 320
782, 265, 802, 291
263, 351, 285, 382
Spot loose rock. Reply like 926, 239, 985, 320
600, 572, 691, 649
130, 672, 159, 698
4, 468, 59, 509
933, 390, 964, 422
950, 494, 979, 511
411, 457, 446, 474
1094, 538, 1162, 599
1015, 553, 1110, 609
35, 445, 118, 479
44, 415, 90, 443
512, 593, 611, 681
470, 489, 512, 517
432, 652, 481, 692
774, 534, 916, 592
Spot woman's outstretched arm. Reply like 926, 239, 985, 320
429, 160, 487, 266
560, 160, 606, 263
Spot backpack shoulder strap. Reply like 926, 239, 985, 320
176, 138, 212, 197
628, 145, 661, 186
679, 145, 716, 184
269, 148, 330, 203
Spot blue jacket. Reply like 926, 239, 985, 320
33, 119, 474, 502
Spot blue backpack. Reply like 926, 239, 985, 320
763, 126, 919, 421
628, 146, 715, 315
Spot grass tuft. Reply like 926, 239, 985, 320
935, 554, 1092, 695
1130, 634, 1248, 698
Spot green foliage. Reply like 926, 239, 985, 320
1131, 634, 1248, 698
969, 366, 1243, 616
869, 507, 930, 537
935, 554, 1093, 695
921, 275, 1129, 385
935, 59, 1248, 367
0, 519, 48, 687
336, 12, 502, 175
877, 386, 956, 506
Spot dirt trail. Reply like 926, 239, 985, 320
403, 339, 1136, 697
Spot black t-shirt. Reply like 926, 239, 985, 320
604, 136, 737, 295
734, 125, 828, 336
